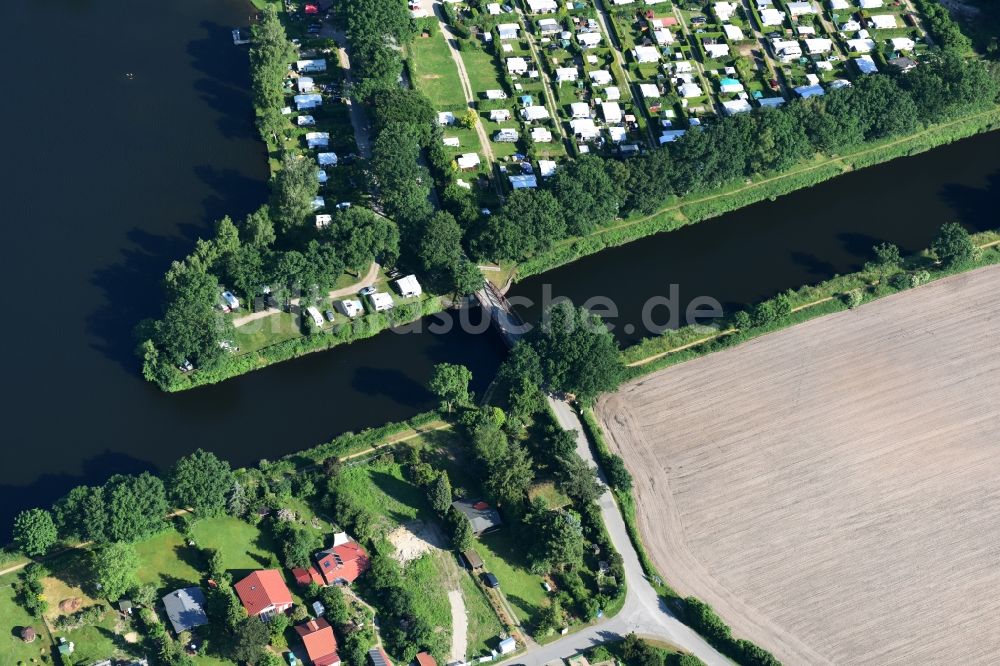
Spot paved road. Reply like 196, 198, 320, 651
503, 399, 733, 666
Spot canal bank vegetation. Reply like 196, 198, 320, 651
138, 8, 485, 392
619, 224, 1000, 378
485, 48, 1000, 279
2, 352, 639, 663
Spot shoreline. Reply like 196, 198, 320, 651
511, 106, 1000, 281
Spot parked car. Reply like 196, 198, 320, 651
179, 359, 194, 372
359, 286, 377, 297
482, 572, 500, 588
690, 15, 707, 24
324, 309, 335, 322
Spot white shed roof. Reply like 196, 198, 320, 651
531, 126, 553, 142
869, 14, 898, 29
589, 69, 613, 85
520, 105, 550, 121
526, 0, 558, 12
395, 274, 423, 296
457, 153, 481, 169
639, 83, 660, 99
633, 45, 661, 63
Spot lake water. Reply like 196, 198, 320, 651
0, 0, 504, 537
2, 0, 997, 539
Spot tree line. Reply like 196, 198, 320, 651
139, 10, 406, 384
471, 49, 999, 263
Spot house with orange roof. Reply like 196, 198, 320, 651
414, 652, 437, 666
234, 570, 293, 620
292, 565, 326, 588
315, 533, 370, 586
295, 617, 341, 666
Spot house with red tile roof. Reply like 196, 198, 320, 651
292, 565, 326, 587
414, 652, 436, 666
315, 533, 370, 585
234, 570, 293, 619
295, 617, 341, 666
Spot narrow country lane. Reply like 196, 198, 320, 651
429, 0, 503, 198
322, 23, 374, 158
499, 399, 733, 666
231, 261, 380, 327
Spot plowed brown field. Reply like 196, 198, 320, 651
597, 265, 1000, 665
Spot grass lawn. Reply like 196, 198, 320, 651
407, 554, 453, 644
0, 572, 54, 662
409, 24, 468, 109
459, 568, 504, 656
134, 528, 204, 593
189, 517, 279, 575
233, 311, 302, 354
477, 529, 549, 629
528, 480, 571, 511
460, 43, 506, 96
56, 608, 147, 664
336, 458, 428, 528
415, 432, 550, 631
40, 551, 96, 624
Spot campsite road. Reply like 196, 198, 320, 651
502, 399, 734, 666
323, 23, 373, 158
231, 262, 380, 328
431, 0, 501, 191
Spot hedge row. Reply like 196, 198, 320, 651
622, 230, 1000, 379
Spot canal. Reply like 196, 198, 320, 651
2, 0, 998, 537
510, 131, 1000, 344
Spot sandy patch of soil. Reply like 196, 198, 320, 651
388, 520, 448, 563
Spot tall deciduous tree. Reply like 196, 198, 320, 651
326, 207, 401, 272
473, 190, 566, 262
932, 222, 975, 267
154, 266, 233, 368
13, 509, 58, 557
273, 153, 320, 234
526, 301, 623, 399
169, 449, 234, 516
105, 473, 168, 543
429, 363, 473, 413
53, 485, 109, 543
89, 542, 140, 599
551, 155, 626, 235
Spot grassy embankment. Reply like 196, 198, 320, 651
162, 294, 445, 392
620, 229, 1000, 378
506, 106, 1000, 282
